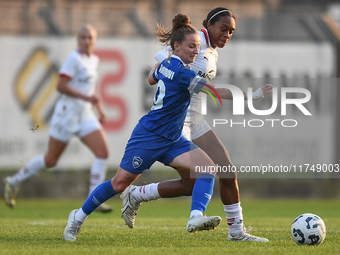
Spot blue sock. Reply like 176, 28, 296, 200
191, 173, 215, 213
82, 180, 116, 215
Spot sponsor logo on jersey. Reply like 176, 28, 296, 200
197, 70, 216, 82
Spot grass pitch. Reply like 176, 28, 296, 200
0, 198, 339, 255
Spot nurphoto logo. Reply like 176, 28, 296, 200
202, 85, 312, 128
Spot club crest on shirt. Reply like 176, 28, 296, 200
132, 156, 143, 169
206, 70, 216, 82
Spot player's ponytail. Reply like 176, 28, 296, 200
156, 13, 197, 51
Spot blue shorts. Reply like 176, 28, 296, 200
120, 123, 198, 174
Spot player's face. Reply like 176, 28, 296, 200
208, 16, 235, 49
78, 28, 97, 56
174, 33, 200, 64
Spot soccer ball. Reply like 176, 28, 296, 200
291, 213, 326, 245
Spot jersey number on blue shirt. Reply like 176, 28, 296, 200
152, 80, 166, 110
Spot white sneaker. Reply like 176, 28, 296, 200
63, 209, 83, 241
186, 215, 222, 233
95, 203, 113, 213
120, 185, 141, 228
3, 177, 19, 209
227, 226, 269, 242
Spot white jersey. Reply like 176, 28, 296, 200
50, 50, 99, 134
155, 29, 218, 122
58, 49, 99, 113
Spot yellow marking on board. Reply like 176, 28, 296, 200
15, 48, 59, 129
15, 49, 51, 104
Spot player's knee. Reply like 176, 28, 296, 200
113, 184, 128, 194
94, 149, 109, 159
44, 157, 58, 168
111, 180, 129, 194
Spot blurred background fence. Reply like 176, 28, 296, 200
0, 0, 340, 199
0, 0, 339, 41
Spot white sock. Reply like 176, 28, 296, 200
224, 202, 244, 235
190, 210, 203, 219
88, 158, 107, 195
10, 156, 46, 188
75, 208, 88, 223
131, 183, 161, 203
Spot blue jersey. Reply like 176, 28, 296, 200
139, 55, 205, 140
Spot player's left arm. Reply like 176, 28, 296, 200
203, 84, 273, 100
245, 84, 274, 101
93, 98, 106, 124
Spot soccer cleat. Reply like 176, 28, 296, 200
63, 209, 82, 241
120, 185, 141, 228
227, 226, 269, 242
95, 203, 113, 213
186, 215, 222, 233
3, 177, 19, 209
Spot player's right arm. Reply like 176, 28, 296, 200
148, 47, 171, 86
148, 63, 160, 85
58, 52, 98, 104
57, 75, 98, 104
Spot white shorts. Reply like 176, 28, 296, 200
183, 116, 211, 141
49, 115, 101, 143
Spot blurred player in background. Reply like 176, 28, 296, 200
3, 25, 112, 213
121, 7, 272, 242
64, 13, 223, 241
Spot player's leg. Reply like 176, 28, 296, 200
81, 124, 111, 213
125, 124, 195, 205
120, 125, 195, 228
131, 167, 195, 202
169, 145, 221, 233
64, 167, 140, 241
120, 132, 196, 229
155, 122, 196, 198
192, 130, 241, 224
65, 124, 154, 240
121, 164, 196, 228
4, 136, 67, 208
193, 130, 268, 242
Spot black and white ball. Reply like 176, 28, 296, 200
291, 213, 326, 245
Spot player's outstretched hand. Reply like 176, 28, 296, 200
261, 84, 274, 97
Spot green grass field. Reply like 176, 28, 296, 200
0, 198, 339, 255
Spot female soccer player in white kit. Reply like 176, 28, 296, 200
121, 8, 272, 241
3, 25, 112, 213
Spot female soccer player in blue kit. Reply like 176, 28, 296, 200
121, 8, 272, 242
63, 13, 223, 241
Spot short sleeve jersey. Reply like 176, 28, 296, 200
155, 29, 218, 120
139, 55, 205, 140
54, 49, 99, 120
59, 50, 99, 99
